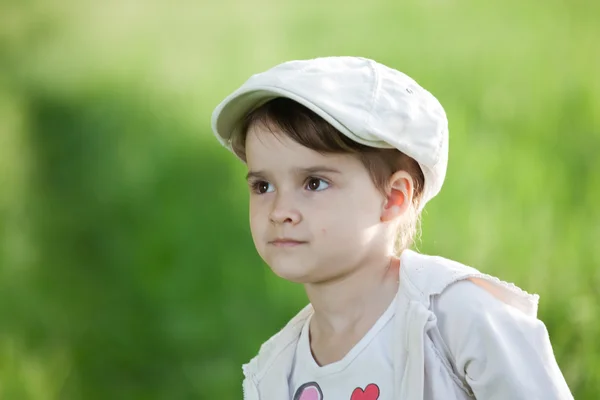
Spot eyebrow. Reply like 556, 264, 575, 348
245, 166, 342, 181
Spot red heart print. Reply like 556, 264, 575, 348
350, 383, 380, 400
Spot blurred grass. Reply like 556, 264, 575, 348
0, 0, 599, 398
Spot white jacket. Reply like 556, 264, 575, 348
241, 250, 573, 399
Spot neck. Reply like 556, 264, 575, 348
304, 255, 401, 337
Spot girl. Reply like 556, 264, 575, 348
210, 57, 573, 399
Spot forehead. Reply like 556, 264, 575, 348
245, 124, 355, 168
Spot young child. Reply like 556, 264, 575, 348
211, 57, 573, 400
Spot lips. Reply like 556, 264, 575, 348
269, 238, 307, 247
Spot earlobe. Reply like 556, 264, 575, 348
382, 205, 400, 220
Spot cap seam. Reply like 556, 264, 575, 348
365, 60, 381, 133
432, 125, 447, 167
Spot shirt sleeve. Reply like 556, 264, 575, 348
432, 279, 573, 400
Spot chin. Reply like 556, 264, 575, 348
269, 264, 312, 283
265, 257, 315, 283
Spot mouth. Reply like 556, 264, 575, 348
269, 239, 308, 247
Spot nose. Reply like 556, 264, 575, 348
269, 193, 302, 225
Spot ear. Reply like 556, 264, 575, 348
381, 170, 414, 222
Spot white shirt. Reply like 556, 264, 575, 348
289, 293, 397, 399
242, 250, 573, 400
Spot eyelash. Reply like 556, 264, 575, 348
249, 177, 331, 194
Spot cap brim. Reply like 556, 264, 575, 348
211, 85, 390, 152
211, 89, 275, 147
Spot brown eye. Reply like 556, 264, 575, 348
305, 178, 329, 192
252, 181, 273, 194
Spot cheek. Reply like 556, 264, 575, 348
248, 200, 263, 234
248, 209, 268, 258
248, 197, 274, 237
313, 199, 381, 242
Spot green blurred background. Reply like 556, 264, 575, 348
0, 0, 598, 398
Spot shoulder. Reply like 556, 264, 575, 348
400, 250, 539, 317
435, 279, 498, 310
400, 249, 482, 297
432, 279, 547, 362
433, 279, 518, 330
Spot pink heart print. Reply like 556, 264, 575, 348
350, 384, 380, 400
295, 382, 323, 400
293, 381, 380, 399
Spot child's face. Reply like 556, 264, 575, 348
245, 124, 395, 284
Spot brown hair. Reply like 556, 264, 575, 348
233, 98, 425, 253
